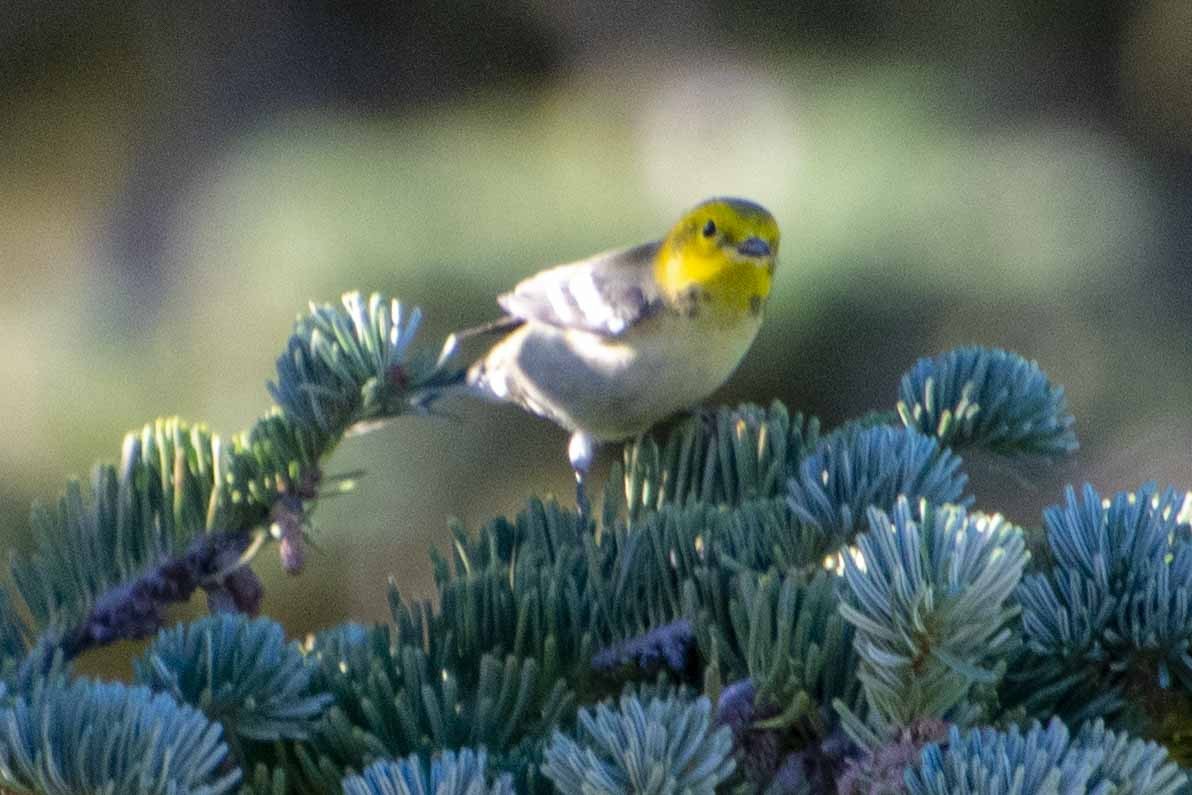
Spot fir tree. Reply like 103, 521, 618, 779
0, 292, 1187, 794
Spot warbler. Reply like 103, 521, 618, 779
462, 197, 779, 515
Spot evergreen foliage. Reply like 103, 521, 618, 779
0, 678, 240, 794
903, 718, 1185, 795
0, 589, 30, 675
837, 499, 1027, 744
1011, 482, 1192, 726
269, 293, 460, 439
612, 402, 820, 521
786, 425, 970, 547
896, 346, 1077, 457
302, 617, 573, 783
3, 290, 1189, 793
1, 292, 459, 670
540, 689, 734, 794
133, 614, 332, 743
341, 749, 514, 795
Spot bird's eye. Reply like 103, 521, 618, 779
702, 219, 717, 238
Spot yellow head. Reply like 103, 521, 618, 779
655, 197, 780, 316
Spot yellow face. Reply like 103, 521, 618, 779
655, 197, 780, 316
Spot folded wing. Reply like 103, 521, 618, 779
496, 241, 663, 336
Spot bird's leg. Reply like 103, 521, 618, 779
568, 431, 596, 526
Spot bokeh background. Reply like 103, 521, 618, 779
2, 2, 1190, 675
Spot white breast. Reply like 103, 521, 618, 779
482, 310, 764, 441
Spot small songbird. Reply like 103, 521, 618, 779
463, 197, 780, 516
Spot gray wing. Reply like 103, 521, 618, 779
496, 241, 663, 336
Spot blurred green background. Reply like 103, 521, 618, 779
2, 2, 1190, 674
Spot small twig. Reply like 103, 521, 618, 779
54, 529, 258, 661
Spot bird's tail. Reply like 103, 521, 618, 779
462, 358, 501, 404
446, 316, 523, 404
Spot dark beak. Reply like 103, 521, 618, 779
737, 237, 771, 258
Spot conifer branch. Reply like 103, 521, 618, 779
903, 718, 1186, 794
896, 346, 1078, 457
133, 614, 332, 744
1012, 482, 1192, 725
541, 689, 735, 794
57, 527, 259, 661
2, 292, 460, 674
0, 678, 242, 794
4, 274, 1167, 795
341, 749, 515, 795
706, 572, 862, 790
298, 620, 574, 787
787, 425, 971, 547
610, 402, 820, 522
836, 499, 1027, 744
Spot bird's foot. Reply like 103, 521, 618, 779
575, 474, 592, 527
568, 431, 596, 529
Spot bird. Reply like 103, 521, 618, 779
459, 197, 779, 519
